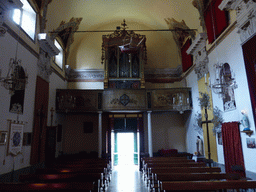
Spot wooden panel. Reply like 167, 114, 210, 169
103, 89, 147, 111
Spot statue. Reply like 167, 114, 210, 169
241, 110, 250, 131
196, 136, 203, 156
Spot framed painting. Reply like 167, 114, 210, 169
0, 131, 7, 145
247, 138, 256, 148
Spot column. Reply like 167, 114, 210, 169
98, 111, 102, 158
147, 111, 153, 157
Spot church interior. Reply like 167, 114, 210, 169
1, 0, 256, 191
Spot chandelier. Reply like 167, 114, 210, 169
172, 92, 191, 114
0, 57, 28, 95
210, 63, 237, 97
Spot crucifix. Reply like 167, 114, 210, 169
201, 107, 213, 167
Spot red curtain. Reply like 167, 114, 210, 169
181, 39, 193, 73
204, 0, 229, 44
242, 35, 256, 128
221, 122, 245, 178
30, 76, 49, 165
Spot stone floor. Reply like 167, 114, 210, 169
106, 165, 148, 192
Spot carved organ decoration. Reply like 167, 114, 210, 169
102, 20, 147, 89
219, 0, 256, 44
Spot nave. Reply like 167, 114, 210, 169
2, 155, 256, 192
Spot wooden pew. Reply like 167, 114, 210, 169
149, 167, 221, 174
146, 162, 206, 168
0, 181, 95, 192
156, 172, 241, 182
160, 180, 256, 191
19, 172, 102, 183
145, 167, 222, 186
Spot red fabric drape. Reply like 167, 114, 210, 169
221, 122, 245, 178
181, 39, 193, 72
242, 35, 256, 127
30, 76, 49, 165
204, 0, 229, 44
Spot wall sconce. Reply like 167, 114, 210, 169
210, 63, 237, 97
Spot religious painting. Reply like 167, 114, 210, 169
0, 131, 7, 145
223, 87, 236, 112
9, 90, 25, 114
246, 138, 256, 148
217, 132, 223, 145
83, 122, 93, 133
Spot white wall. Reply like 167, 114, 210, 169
151, 111, 186, 153
0, 32, 38, 175
208, 28, 256, 172
184, 70, 201, 155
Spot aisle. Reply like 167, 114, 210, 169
107, 165, 148, 192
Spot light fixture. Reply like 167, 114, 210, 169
0, 20, 28, 95
172, 92, 191, 114
0, 57, 28, 95
210, 62, 237, 97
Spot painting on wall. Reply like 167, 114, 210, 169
223, 87, 236, 112
246, 138, 256, 148
217, 132, 223, 145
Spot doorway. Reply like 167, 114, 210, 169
108, 114, 143, 168
112, 132, 139, 166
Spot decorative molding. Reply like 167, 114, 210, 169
37, 50, 52, 82
68, 69, 104, 82
236, 0, 256, 44
219, 0, 256, 44
219, 0, 238, 11
186, 33, 209, 80
144, 65, 182, 80
67, 67, 184, 83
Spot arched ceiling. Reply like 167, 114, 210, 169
45, 0, 201, 70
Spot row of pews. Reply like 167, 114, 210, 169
0, 157, 112, 192
141, 156, 256, 192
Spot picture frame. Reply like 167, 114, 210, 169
0, 131, 8, 145
217, 132, 223, 145
246, 138, 256, 148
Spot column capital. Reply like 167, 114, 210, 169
147, 111, 152, 113
98, 111, 103, 114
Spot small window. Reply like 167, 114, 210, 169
13, 0, 37, 40
54, 39, 64, 69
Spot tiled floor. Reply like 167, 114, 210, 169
106, 165, 148, 192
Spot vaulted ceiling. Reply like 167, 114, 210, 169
45, 0, 201, 71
